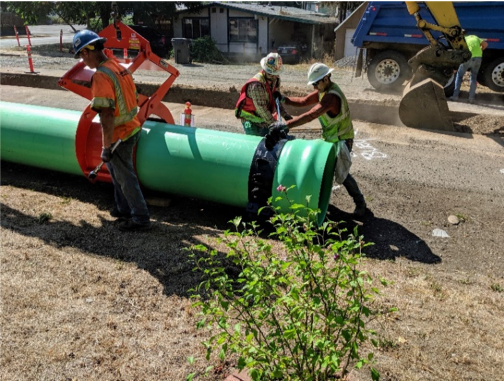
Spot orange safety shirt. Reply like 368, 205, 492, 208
90, 58, 140, 142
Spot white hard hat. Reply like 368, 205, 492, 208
307, 63, 334, 85
260, 52, 284, 75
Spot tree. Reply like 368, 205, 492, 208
4, 2, 96, 31
320, 1, 364, 24
4, 2, 203, 31
117, 1, 203, 24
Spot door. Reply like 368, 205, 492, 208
344, 28, 357, 57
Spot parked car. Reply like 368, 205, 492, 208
276, 43, 306, 64
276, 45, 301, 64
129, 25, 170, 58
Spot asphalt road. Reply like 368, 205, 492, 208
0, 24, 84, 49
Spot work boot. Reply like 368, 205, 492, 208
118, 219, 152, 232
448, 96, 458, 102
109, 208, 131, 220
352, 202, 367, 218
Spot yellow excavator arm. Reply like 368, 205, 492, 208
399, 2, 471, 131
406, 1, 466, 49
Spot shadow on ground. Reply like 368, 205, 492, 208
326, 205, 441, 264
1, 161, 240, 297
1, 160, 440, 304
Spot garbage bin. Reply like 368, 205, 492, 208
171, 38, 191, 64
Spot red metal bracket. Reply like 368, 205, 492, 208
58, 21, 179, 181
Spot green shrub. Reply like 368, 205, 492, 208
190, 35, 227, 64
188, 186, 394, 381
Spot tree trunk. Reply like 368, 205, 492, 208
55, 11, 77, 33
339, 3, 348, 24
100, 9, 111, 27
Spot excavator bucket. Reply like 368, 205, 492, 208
399, 78, 454, 131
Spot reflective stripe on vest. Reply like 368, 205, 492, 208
318, 83, 353, 143
235, 72, 277, 122
95, 65, 138, 127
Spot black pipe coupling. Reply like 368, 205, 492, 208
246, 137, 288, 217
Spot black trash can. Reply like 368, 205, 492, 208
171, 38, 191, 64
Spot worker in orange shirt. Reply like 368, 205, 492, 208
72, 30, 151, 231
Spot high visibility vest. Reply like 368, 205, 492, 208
235, 72, 278, 123
318, 82, 353, 143
91, 59, 140, 142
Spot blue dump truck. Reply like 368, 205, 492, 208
352, 1, 504, 95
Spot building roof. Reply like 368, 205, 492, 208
177, 1, 338, 25
333, 2, 368, 32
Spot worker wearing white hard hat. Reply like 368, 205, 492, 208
235, 52, 292, 136
266, 62, 367, 218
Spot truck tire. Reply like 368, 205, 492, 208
483, 57, 504, 92
477, 68, 487, 87
367, 50, 411, 91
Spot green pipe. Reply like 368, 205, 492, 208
137, 122, 258, 207
0, 102, 82, 175
1, 102, 336, 224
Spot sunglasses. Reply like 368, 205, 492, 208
313, 77, 325, 86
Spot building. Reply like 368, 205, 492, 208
333, 2, 368, 60
172, 1, 338, 62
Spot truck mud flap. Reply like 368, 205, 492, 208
399, 78, 454, 132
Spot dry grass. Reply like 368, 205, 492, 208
1, 172, 503, 380
363, 260, 504, 380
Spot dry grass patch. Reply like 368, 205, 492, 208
1, 170, 504, 380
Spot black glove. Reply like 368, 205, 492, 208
283, 113, 293, 121
264, 121, 289, 151
101, 146, 113, 162
268, 121, 289, 136
272, 91, 284, 103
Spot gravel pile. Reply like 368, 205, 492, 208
334, 55, 358, 69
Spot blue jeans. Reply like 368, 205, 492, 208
453, 57, 482, 100
106, 132, 150, 224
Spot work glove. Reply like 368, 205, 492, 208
101, 146, 113, 162
272, 91, 284, 103
264, 121, 289, 151
268, 121, 289, 136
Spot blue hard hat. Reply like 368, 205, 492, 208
73, 30, 107, 58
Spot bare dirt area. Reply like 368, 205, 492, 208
1, 45, 504, 381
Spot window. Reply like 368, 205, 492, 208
183, 18, 210, 39
229, 18, 257, 43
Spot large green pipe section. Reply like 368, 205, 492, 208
1, 101, 336, 224
0, 102, 82, 175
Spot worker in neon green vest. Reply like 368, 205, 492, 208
267, 63, 367, 218
450, 34, 488, 103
